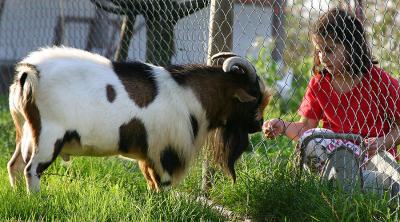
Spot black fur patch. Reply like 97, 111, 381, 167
160, 147, 182, 175
20, 72, 28, 88
190, 114, 198, 140
36, 130, 81, 176
112, 62, 158, 108
106, 84, 116, 103
118, 118, 148, 155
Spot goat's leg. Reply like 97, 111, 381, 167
8, 112, 28, 188
24, 127, 64, 193
139, 160, 160, 191
7, 142, 26, 188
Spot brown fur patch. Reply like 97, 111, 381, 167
12, 63, 42, 151
9, 110, 23, 148
112, 62, 157, 108
24, 101, 41, 149
168, 65, 242, 129
106, 84, 116, 102
258, 89, 271, 120
118, 118, 148, 158
168, 65, 271, 182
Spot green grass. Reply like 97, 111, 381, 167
0, 96, 398, 221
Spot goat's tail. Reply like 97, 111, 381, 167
9, 63, 40, 138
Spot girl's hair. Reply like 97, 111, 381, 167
311, 7, 376, 76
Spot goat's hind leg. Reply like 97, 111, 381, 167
8, 110, 28, 188
7, 142, 27, 188
139, 160, 160, 191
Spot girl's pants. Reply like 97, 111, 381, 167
299, 128, 400, 197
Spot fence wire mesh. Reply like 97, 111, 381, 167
1, 0, 400, 220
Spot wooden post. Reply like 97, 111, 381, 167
206, 0, 234, 66
271, 0, 286, 64
114, 15, 135, 62
202, 0, 234, 195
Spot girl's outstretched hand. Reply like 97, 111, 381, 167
262, 118, 285, 139
364, 137, 386, 157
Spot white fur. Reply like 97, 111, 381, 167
12, 47, 209, 191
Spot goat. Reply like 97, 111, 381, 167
8, 47, 270, 193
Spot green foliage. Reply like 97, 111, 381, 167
366, 1, 400, 78
0, 97, 14, 157
249, 47, 312, 118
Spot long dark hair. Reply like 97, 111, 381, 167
311, 7, 376, 76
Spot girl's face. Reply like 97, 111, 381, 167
313, 36, 349, 76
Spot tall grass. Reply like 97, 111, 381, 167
0, 96, 398, 221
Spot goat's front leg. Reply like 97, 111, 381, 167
24, 126, 64, 193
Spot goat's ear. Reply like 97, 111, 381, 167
234, 89, 256, 103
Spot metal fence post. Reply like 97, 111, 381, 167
202, 0, 234, 195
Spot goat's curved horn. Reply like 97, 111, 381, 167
223, 56, 257, 83
211, 52, 237, 61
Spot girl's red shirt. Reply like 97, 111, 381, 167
298, 66, 400, 157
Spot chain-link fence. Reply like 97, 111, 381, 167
1, 0, 400, 220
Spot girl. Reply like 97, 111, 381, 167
263, 8, 400, 194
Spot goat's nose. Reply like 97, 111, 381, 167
249, 119, 263, 133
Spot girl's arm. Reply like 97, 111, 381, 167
384, 117, 400, 148
263, 117, 319, 141
365, 117, 400, 156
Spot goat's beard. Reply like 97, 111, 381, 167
212, 123, 249, 182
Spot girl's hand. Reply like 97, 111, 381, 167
262, 119, 285, 139
364, 137, 387, 157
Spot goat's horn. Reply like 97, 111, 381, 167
223, 56, 257, 83
211, 52, 237, 61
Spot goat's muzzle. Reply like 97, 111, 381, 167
249, 118, 263, 134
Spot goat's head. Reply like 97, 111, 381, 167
211, 52, 270, 181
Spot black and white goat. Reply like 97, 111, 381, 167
8, 47, 270, 193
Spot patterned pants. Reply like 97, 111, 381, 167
299, 128, 400, 196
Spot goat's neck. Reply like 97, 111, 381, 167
168, 66, 234, 129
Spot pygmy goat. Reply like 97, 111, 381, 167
8, 47, 270, 193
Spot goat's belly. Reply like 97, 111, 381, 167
60, 141, 119, 157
